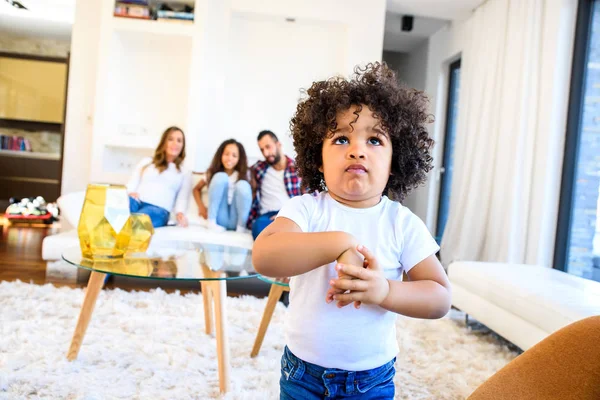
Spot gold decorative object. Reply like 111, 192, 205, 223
128, 213, 154, 253
78, 183, 132, 259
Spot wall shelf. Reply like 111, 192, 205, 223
0, 118, 63, 133
0, 150, 61, 160
105, 139, 155, 150
112, 16, 195, 37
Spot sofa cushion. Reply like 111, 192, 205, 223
57, 191, 85, 230
448, 261, 600, 334
42, 226, 253, 261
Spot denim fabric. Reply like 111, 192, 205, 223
280, 346, 396, 400
129, 196, 170, 228
251, 211, 278, 239
207, 172, 252, 230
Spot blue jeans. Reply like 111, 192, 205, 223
252, 211, 278, 239
280, 346, 396, 399
207, 172, 252, 230
129, 197, 170, 228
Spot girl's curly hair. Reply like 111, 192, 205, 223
289, 62, 434, 202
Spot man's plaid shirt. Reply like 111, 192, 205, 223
246, 156, 303, 229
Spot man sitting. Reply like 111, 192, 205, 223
248, 130, 302, 239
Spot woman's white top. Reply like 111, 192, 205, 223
127, 157, 191, 214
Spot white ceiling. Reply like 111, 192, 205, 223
383, 0, 487, 53
0, 0, 75, 41
386, 0, 486, 21
0, 0, 487, 47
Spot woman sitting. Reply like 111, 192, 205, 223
193, 139, 252, 232
127, 126, 191, 228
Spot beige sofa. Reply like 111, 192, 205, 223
448, 261, 600, 350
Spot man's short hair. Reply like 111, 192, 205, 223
257, 130, 278, 142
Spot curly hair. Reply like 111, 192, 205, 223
289, 62, 434, 202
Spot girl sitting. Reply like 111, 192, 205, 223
193, 139, 252, 232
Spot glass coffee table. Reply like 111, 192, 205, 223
62, 241, 256, 394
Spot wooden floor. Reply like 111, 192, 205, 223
0, 216, 269, 297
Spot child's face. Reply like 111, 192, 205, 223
221, 143, 239, 171
320, 105, 392, 208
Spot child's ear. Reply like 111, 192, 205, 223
318, 165, 323, 173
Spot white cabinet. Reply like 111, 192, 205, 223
88, 0, 200, 184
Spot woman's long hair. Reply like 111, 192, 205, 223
151, 126, 186, 173
206, 139, 248, 184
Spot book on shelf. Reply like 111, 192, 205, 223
156, 10, 194, 21
0, 135, 32, 152
114, 2, 151, 19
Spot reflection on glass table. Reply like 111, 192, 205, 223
62, 241, 256, 280
62, 240, 256, 394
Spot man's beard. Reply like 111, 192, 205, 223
267, 152, 281, 166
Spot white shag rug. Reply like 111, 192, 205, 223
0, 281, 518, 399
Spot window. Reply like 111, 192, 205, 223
555, 0, 600, 282
436, 59, 461, 243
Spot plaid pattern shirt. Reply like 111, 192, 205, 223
247, 156, 303, 229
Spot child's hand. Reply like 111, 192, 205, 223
326, 246, 364, 308
198, 206, 207, 219
329, 245, 389, 307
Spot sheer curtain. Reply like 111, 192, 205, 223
440, 0, 578, 267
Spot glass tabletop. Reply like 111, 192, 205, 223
257, 275, 290, 287
62, 241, 257, 281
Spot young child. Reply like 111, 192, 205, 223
193, 139, 252, 232
253, 62, 451, 399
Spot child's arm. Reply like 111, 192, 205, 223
252, 216, 358, 278
192, 179, 207, 218
380, 255, 451, 319
330, 246, 451, 319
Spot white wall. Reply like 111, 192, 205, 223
60, 0, 101, 194
401, 40, 430, 91
382, 41, 429, 92
90, 30, 193, 182
224, 13, 345, 162
62, 0, 387, 190
192, 0, 387, 171
406, 18, 469, 229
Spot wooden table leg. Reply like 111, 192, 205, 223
200, 281, 214, 335
251, 283, 288, 358
67, 270, 106, 361
211, 275, 230, 394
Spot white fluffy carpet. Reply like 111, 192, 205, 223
0, 281, 518, 399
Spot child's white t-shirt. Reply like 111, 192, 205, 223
277, 192, 440, 371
